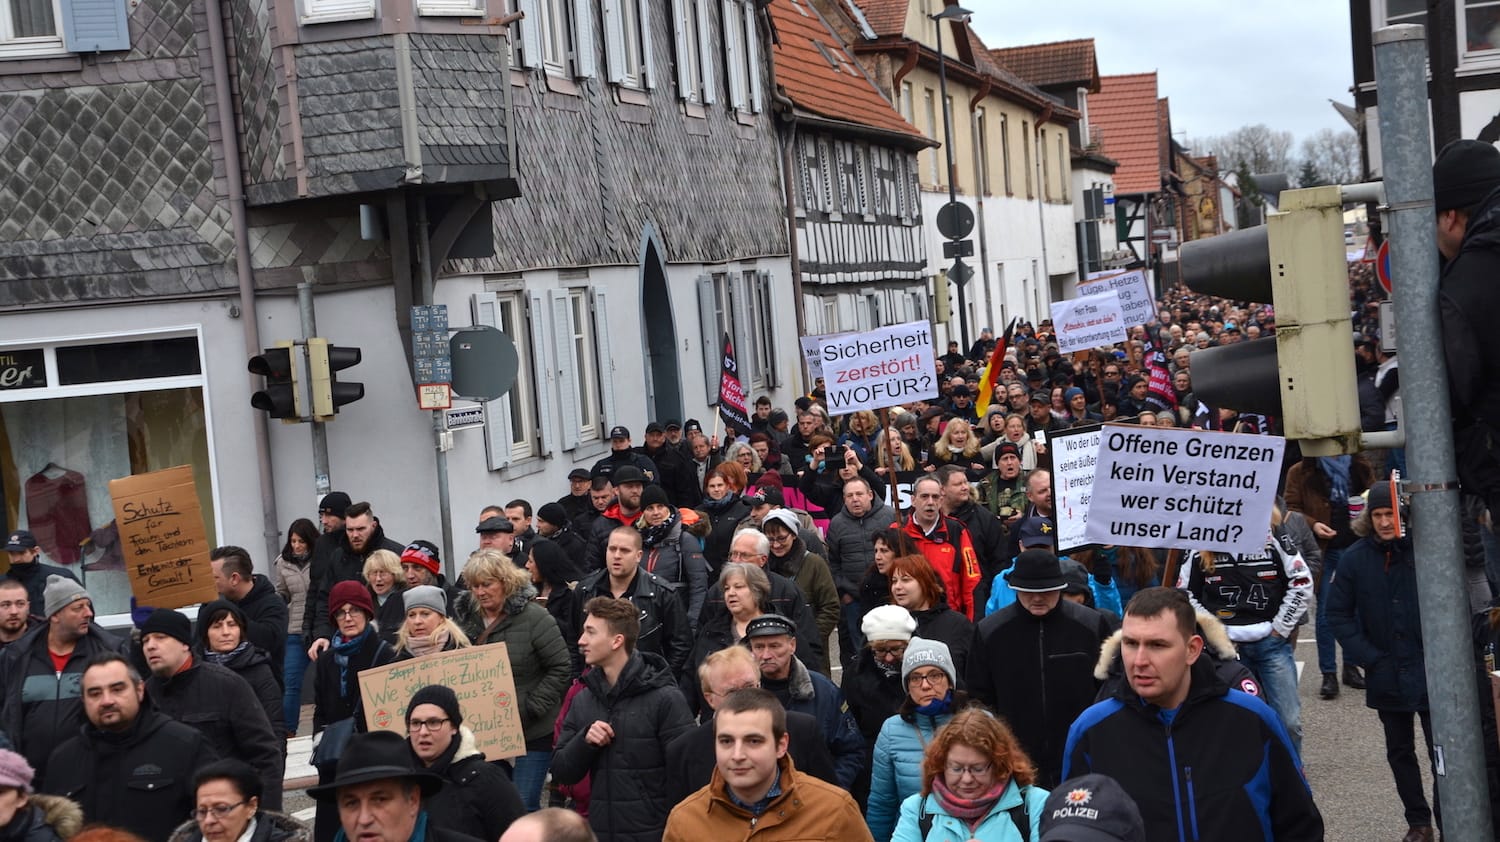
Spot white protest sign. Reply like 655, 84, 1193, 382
819, 321, 938, 414
800, 331, 852, 380
1051, 291, 1127, 354
1083, 425, 1285, 554
1051, 426, 1102, 554
1077, 269, 1154, 328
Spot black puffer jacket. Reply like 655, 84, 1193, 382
312, 627, 397, 734
373, 587, 406, 646
699, 495, 749, 576
197, 599, 286, 734
233, 574, 289, 685
910, 602, 973, 678
0, 623, 129, 779
841, 652, 906, 742
41, 708, 218, 842
551, 651, 695, 842
305, 525, 403, 641
421, 727, 524, 842
948, 499, 1008, 613
1441, 186, 1500, 511
145, 660, 286, 810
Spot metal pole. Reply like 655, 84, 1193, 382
298, 283, 332, 498
414, 198, 457, 577
1374, 23, 1494, 840
933, 16, 969, 349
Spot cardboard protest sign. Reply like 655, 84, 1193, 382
358, 644, 526, 760
1051, 292, 1127, 354
108, 466, 217, 609
1083, 425, 1285, 554
1051, 426, 1103, 554
818, 322, 938, 414
1077, 270, 1154, 328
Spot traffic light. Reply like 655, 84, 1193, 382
309, 338, 364, 419
248, 341, 305, 420
1179, 184, 1360, 455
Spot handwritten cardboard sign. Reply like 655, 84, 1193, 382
108, 465, 216, 609
1077, 269, 1154, 328
1051, 426, 1103, 554
358, 644, 526, 760
1051, 291, 1127, 354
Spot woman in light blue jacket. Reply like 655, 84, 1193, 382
891, 708, 1049, 842
867, 637, 975, 842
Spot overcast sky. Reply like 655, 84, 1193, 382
972, 2, 1356, 146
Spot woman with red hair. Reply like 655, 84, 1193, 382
890, 708, 1048, 841
887, 555, 972, 676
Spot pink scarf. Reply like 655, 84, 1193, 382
931, 777, 1008, 831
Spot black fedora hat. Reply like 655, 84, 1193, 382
307, 731, 444, 801
1009, 548, 1067, 592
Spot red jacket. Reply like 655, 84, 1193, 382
900, 515, 982, 620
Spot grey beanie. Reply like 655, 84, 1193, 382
403, 585, 448, 618
42, 575, 89, 618
902, 636, 957, 687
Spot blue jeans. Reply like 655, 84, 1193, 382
1237, 634, 1303, 756
511, 749, 551, 813
283, 633, 311, 735
1315, 549, 1342, 675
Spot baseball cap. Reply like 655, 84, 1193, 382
1040, 773, 1145, 842
318, 491, 352, 516
3, 531, 36, 552
608, 425, 630, 440
645, 422, 665, 435
684, 419, 702, 433
664, 420, 682, 431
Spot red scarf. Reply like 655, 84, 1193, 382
931, 777, 1008, 831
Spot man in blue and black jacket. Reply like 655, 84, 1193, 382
1062, 587, 1323, 842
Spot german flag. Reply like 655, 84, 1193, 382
974, 317, 1019, 417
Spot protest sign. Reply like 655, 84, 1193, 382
358, 644, 526, 760
1051, 292, 1127, 354
819, 321, 937, 414
1051, 426, 1102, 554
800, 331, 852, 380
1077, 269, 1154, 328
1083, 425, 1285, 554
109, 465, 217, 609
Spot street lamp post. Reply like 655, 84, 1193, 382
932, 4, 972, 350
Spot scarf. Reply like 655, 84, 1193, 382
700, 493, 741, 514
406, 628, 450, 659
931, 777, 1008, 831
201, 641, 251, 667
914, 690, 954, 718
639, 511, 679, 549
334, 809, 428, 842
874, 655, 901, 679
1319, 455, 1351, 503
332, 626, 374, 695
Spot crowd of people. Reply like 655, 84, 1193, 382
14, 148, 1500, 841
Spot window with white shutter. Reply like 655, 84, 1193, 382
590, 288, 619, 430
301, 0, 374, 24
471, 292, 541, 468
742, 0, 761, 111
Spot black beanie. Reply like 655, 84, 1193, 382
1367, 480, 1395, 513
407, 684, 462, 727
1434, 139, 1500, 212
640, 484, 671, 510
140, 608, 194, 647
536, 502, 568, 528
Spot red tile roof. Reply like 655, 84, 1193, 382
853, 0, 908, 37
990, 39, 1099, 91
1090, 72, 1162, 195
770, 0, 928, 142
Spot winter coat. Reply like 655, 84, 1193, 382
590, 449, 660, 487
0, 623, 129, 779
841, 653, 906, 743
799, 464, 886, 515
539, 584, 582, 679
305, 525, 403, 640
637, 445, 700, 508
273, 552, 313, 636
663, 755, 874, 842
146, 660, 286, 811
169, 811, 311, 842
901, 515, 982, 621
1440, 187, 1500, 509
769, 541, 841, 648
1092, 611, 1263, 703
233, 574, 289, 685
2, 563, 75, 624
422, 726, 525, 842
464, 588, 571, 744
0, 795, 82, 842
700, 496, 751, 575
764, 654, 865, 789
640, 516, 710, 631
41, 708, 219, 842
1327, 528, 1427, 712
663, 711, 838, 804
967, 598, 1112, 787
868, 711, 953, 842
585, 503, 639, 573
890, 780, 1048, 842
1284, 457, 1373, 553
574, 568, 692, 675
910, 603, 973, 678
947, 500, 1007, 614
312, 628, 397, 734
826, 499, 894, 596
698, 569, 826, 674
733, 509, 829, 559
551, 651, 696, 842
1061, 654, 1324, 842
205, 643, 286, 736
373, 587, 406, 647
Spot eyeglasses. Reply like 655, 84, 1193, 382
907, 670, 948, 687
192, 802, 248, 821
871, 644, 908, 661
946, 761, 993, 778
334, 608, 363, 619
408, 717, 451, 732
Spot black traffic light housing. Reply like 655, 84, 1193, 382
248, 341, 305, 420
309, 338, 363, 419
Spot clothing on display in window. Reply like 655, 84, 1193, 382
23, 465, 90, 565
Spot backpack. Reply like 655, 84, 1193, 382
917, 788, 1030, 841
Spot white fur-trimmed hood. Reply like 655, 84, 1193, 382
1094, 610, 1238, 680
